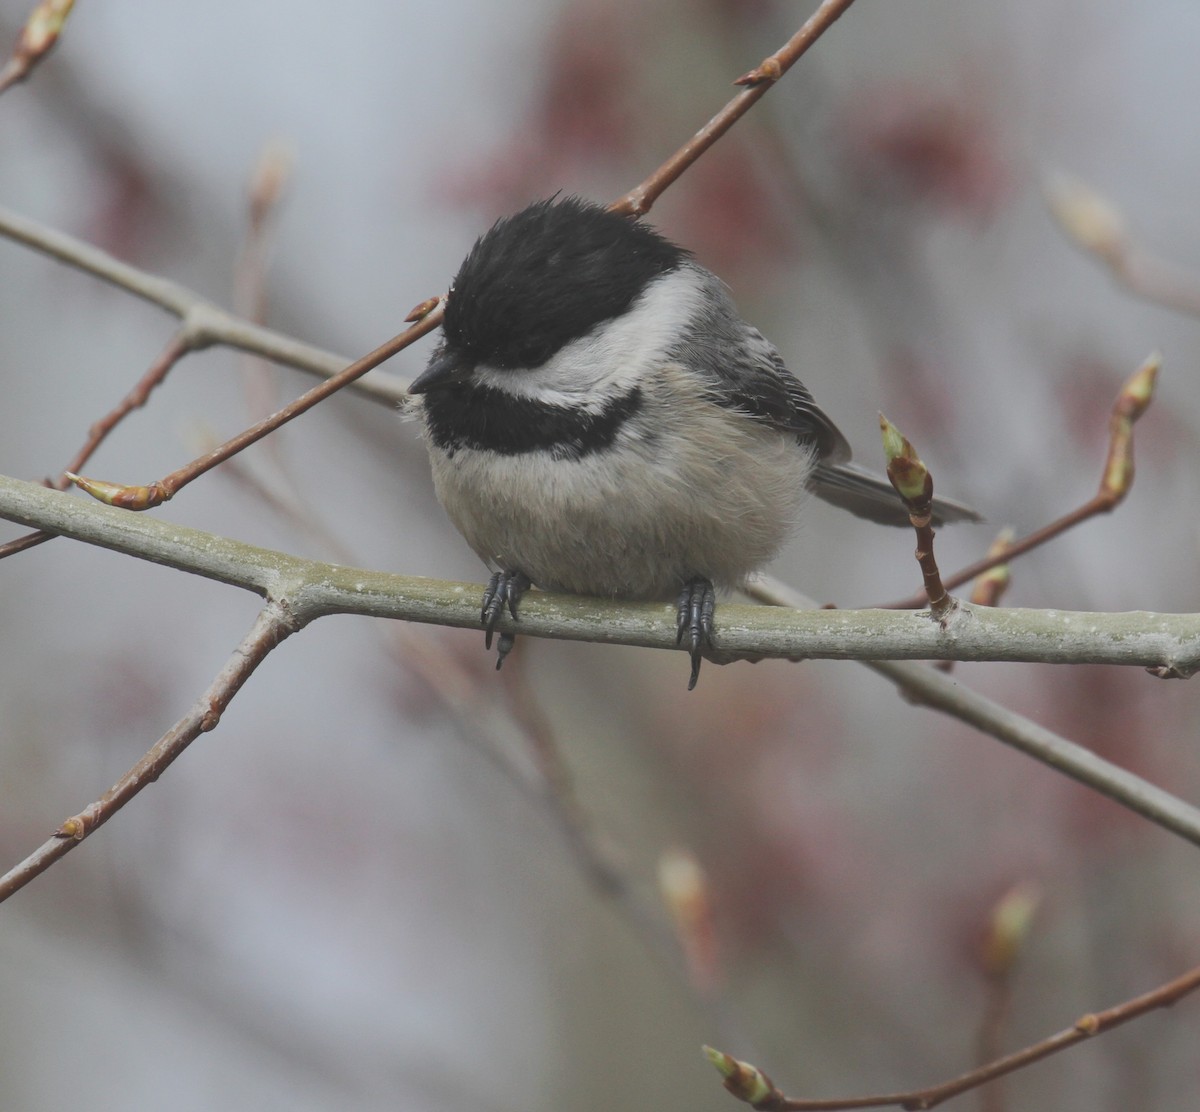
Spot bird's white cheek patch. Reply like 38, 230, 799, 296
473, 267, 707, 407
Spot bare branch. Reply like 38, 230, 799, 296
0, 600, 303, 904
704, 962, 1200, 1110
611, 0, 859, 216
0, 202, 410, 406
881, 354, 1161, 610
64, 307, 440, 511
747, 575, 1200, 850
3, 473, 1199, 670
4, 475, 1200, 851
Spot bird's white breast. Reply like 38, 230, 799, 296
419, 361, 815, 600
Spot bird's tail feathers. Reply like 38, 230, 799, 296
807, 462, 981, 528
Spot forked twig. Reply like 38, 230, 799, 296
0, 334, 191, 559
880, 353, 1160, 610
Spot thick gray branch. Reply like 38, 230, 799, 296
6, 474, 1200, 848
3, 474, 1200, 673
870, 657, 1200, 847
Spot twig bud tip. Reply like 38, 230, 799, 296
65, 472, 167, 510
21, 0, 75, 52
404, 295, 443, 323
1045, 172, 1127, 257
1121, 351, 1161, 418
0, 0, 75, 92
660, 848, 719, 991
704, 1045, 737, 1077
878, 411, 907, 463
982, 881, 1041, 974
66, 471, 122, 504
248, 138, 294, 217
879, 413, 930, 503
702, 1046, 775, 1105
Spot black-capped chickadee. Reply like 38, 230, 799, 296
407, 197, 978, 688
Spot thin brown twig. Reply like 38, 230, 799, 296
707, 961, 1200, 1111
888, 496, 1106, 610
6, 145, 296, 566
64, 332, 193, 478
1046, 174, 1200, 318
234, 140, 294, 452
611, 0, 859, 216
68, 307, 443, 509
0, 333, 193, 559
57, 0, 861, 517
0, 600, 304, 904
879, 354, 1160, 610
0, 529, 51, 557
973, 883, 1039, 1112
975, 975, 1013, 1112
880, 414, 954, 620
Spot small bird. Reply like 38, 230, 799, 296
407, 197, 978, 688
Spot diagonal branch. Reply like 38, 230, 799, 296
746, 575, 1200, 850
0, 600, 305, 904
705, 961, 1200, 1110
612, 0, 859, 215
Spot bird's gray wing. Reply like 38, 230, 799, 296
667, 278, 852, 462
670, 273, 980, 526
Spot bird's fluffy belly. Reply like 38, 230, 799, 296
425, 407, 814, 600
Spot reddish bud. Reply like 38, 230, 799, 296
405, 296, 443, 323
879, 412, 932, 507
67, 472, 169, 510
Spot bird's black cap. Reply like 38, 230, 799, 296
440, 197, 688, 371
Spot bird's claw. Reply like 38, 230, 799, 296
676, 577, 717, 691
494, 632, 517, 670
481, 570, 531, 664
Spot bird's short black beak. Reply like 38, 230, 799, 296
407, 349, 474, 394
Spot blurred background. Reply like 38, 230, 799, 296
1, 1, 1199, 1109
